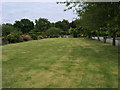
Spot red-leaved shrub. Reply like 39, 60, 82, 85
19, 34, 33, 41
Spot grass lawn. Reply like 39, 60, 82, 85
2, 38, 118, 88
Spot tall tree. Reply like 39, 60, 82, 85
55, 19, 70, 35
58, 1, 120, 45
14, 19, 34, 34
35, 18, 50, 33
2, 23, 17, 37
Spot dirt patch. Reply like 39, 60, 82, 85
21, 51, 28, 53
112, 72, 118, 75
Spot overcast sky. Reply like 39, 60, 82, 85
2, 1, 77, 24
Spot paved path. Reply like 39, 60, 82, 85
92, 37, 120, 46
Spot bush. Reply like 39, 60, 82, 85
7, 34, 16, 43
46, 27, 62, 38
36, 32, 42, 36
2, 37, 9, 45
19, 34, 32, 41
37, 35, 44, 39
29, 34, 37, 40
7, 31, 23, 43
29, 31, 38, 40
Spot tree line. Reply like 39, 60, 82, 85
2, 18, 84, 44
1, 2, 120, 46
58, 1, 120, 46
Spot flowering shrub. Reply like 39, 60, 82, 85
19, 34, 32, 41
37, 35, 44, 39
43, 35, 48, 38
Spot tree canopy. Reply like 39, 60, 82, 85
55, 19, 70, 35
35, 18, 51, 33
58, 1, 120, 45
14, 19, 34, 34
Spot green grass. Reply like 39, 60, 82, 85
2, 38, 118, 88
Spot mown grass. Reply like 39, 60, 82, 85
2, 38, 118, 88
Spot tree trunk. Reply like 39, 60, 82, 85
103, 36, 107, 43
88, 35, 91, 39
112, 32, 116, 46
98, 36, 100, 41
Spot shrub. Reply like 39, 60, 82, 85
36, 32, 42, 36
29, 34, 37, 40
46, 27, 62, 38
19, 34, 32, 41
18, 35, 24, 41
2, 37, 9, 45
7, 33, 17, 43
29, 31, 38, 40
7, 31, 23, 43
37, 35, 44, 39
43, 35, 48, 38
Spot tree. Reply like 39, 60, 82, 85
70, 19, 80, 28
2, 23, 18, 37
55, 19, 70, 35
58, 1, 120, 45
14, 19, 34, 34
100, 27, 109, 43
50, 22, 55, 27
35, 18, 50, 33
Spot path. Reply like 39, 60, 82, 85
92, 37, 120, 46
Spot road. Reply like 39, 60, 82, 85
92, 37, 120, 46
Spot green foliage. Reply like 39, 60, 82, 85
7, 31, 23, 43
46, 27, 62, 38
63, 2, 120, 40
29, 33, 37, 40
7, 34, 16, 43
100, 27, 109, 36
50, 22, 55, 27
14, 19, 34, 34
69, 28, 77, 37
55, 19, 70, 35
29, 31, 38, 40
117, 31, 120, 37
35, 18, 50, 32
2, 23, 19, 37
69, 21, 83, 37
